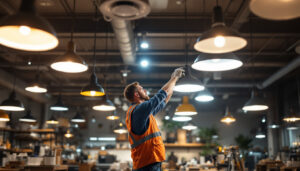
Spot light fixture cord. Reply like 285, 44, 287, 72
93, 3, 98, 73
216, 0, 219, 6
184, 0, 188, 67
249, 14, 255, 88
70, 0, 76, 41
297, 78, 300, 111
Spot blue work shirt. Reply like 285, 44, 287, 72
131, 89, 167, 135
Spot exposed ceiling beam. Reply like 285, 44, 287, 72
231, 0, 251, 30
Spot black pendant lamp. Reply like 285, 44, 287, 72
113, 122, 128, 134
194, 5, 247, 54
243, 89, 269, 111
93, 96, 116, 111
81, 5, 105, 96
25, 67, 47, 93
0, 91, 25, 111
19, 110, 36, 123
174, 66, 205, 93
0, 0, 58, 51
46, 115, 59, 125
106, 111, 120, 120
50, 95, 68, 111
50, 0, 87, 73
71, 112, 85, 123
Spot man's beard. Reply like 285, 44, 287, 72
138, 91, 150, 101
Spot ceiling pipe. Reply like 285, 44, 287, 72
110, 19, 136, 64
257, 56, 300, 89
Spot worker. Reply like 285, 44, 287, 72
124, 67, 185, 171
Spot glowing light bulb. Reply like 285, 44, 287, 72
90, 91, 96, 96
19, 26, 31, 36
214, 36, 225, 47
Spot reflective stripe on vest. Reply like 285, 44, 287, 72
130, 131, 161, 149
127, 104, 162, 149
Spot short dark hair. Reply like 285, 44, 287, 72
124, 82, 139, 102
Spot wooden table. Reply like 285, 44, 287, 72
24, 165, 68, 171
280, 166, 300, 171
0, 168, 20, 171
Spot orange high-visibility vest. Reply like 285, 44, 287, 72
125, 104, 165, 170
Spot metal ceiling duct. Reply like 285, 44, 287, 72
99, 0, 151, 65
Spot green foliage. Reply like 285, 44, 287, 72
198, 127, 219, 156
162, 119, 184, 132
234, 134, 253, 150
198, 127, 218, 144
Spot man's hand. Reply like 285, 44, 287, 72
171, 67, 185, 79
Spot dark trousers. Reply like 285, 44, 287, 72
134, 162, 162, 171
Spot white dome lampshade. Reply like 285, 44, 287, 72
192, 53, 243, 72
250, 0, 300, 20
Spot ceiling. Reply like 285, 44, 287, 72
0, 0, 299, 107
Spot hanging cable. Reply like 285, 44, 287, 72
93, 4, 98, 72
70, 0, 76, 41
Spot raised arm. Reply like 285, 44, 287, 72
162, 67, 185, 103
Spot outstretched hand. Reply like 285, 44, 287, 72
171, 67, 185, 79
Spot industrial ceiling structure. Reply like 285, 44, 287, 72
0, 0, 299, 107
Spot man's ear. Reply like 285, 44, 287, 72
134, 91, 139, 98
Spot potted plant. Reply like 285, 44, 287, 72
162, 120, 184, 143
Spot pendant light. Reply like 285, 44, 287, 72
175, 96, 197, 116
50, 0, 87, 73
64, 129, 73, 138
284, 80, 300, 122
80, 6, 105, 96
0, 91, 25, 111
255, 128, 266, 138
106, 111, 120, 120
0, 110, 10, 122
25, 63, 47, 93
182, 122, 197, 131
194, 4, 247, 54
250, 0, 300, 20
50, 95, 68, 111
0, 0, 58, 51
71, 112, 85, 123
93, 96, 116, 111
175, 2, 205, 93
46, 115, 59, 125
91, 115, 96, 123
113, 122, 128, 134
268, 123, 280, 129
287, 123, 299, 130
220, 107, 236, 124
243, 89, 269, 111
172, 116, 192, 122
19, 110, 36, 123
195, 89, 214, 102
191, 53, 243, 72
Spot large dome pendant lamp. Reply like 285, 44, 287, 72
220, 107, 236, 125
50, 0, 87, 73
106, 111, 120, 120
80, 5, 105, 97
0, 0, 58, 51
194, 5, 247, 54
191, 53, 243, 72
175, 96, 197, 116
250, 0, 300, 21
114, 122, 128, 134
71, 112, 85, 123
0, 110, 10, 122
242, 89, 269, 112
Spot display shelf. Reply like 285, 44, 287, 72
164, 143, 208, 148
0, 148, 33, 153
0, 128, 55, 134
